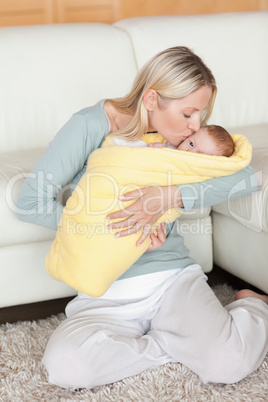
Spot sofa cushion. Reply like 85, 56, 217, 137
115, 12, 268, 130
0, 23, 137, 153
212, 124, 268, 233
0, 149, 55, 247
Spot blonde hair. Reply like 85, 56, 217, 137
206, 125, 234, 157
109, 46, 217, 140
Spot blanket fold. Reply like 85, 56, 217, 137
46, 133, 252, 297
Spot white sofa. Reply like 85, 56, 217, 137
0, 11, 267, 309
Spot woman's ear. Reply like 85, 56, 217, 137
143, 89, 158, 111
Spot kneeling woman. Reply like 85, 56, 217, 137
17, 46, 268, 389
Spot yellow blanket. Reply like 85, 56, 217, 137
46, 133, 252, 297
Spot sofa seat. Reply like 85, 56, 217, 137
212, 123, 268, 292
212, 124, 268, 233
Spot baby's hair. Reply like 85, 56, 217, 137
205, 125, 234, 157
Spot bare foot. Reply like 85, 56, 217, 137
235, 289, 268, 304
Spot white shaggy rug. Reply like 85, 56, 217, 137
1, 284, 268, 402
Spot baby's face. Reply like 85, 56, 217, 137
177, 128, 220, 156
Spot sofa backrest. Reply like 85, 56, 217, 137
115, 11, 268, 130
1, 11, 267, 153
0, 23, 137, 152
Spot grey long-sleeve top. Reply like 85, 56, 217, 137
17, 101, 258, 279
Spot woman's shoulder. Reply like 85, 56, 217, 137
74, 100, 106, 120
71, 100, 109, 136
47, 100, 109, 163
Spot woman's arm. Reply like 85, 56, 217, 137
107, 165, 258, 244
16, 105, 109, 230
179, 165, 258, 211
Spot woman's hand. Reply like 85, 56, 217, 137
106, 185, 183, 246
146, 222, 167, 251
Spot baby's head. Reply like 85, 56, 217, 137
178, 125, 234, 157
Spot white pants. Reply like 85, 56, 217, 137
42, 265, 268, 389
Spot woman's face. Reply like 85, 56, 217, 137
147, 85, 212, 147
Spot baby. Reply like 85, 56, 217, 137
148, 125, 234, 157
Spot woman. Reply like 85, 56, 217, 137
17, 46, 268, 388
